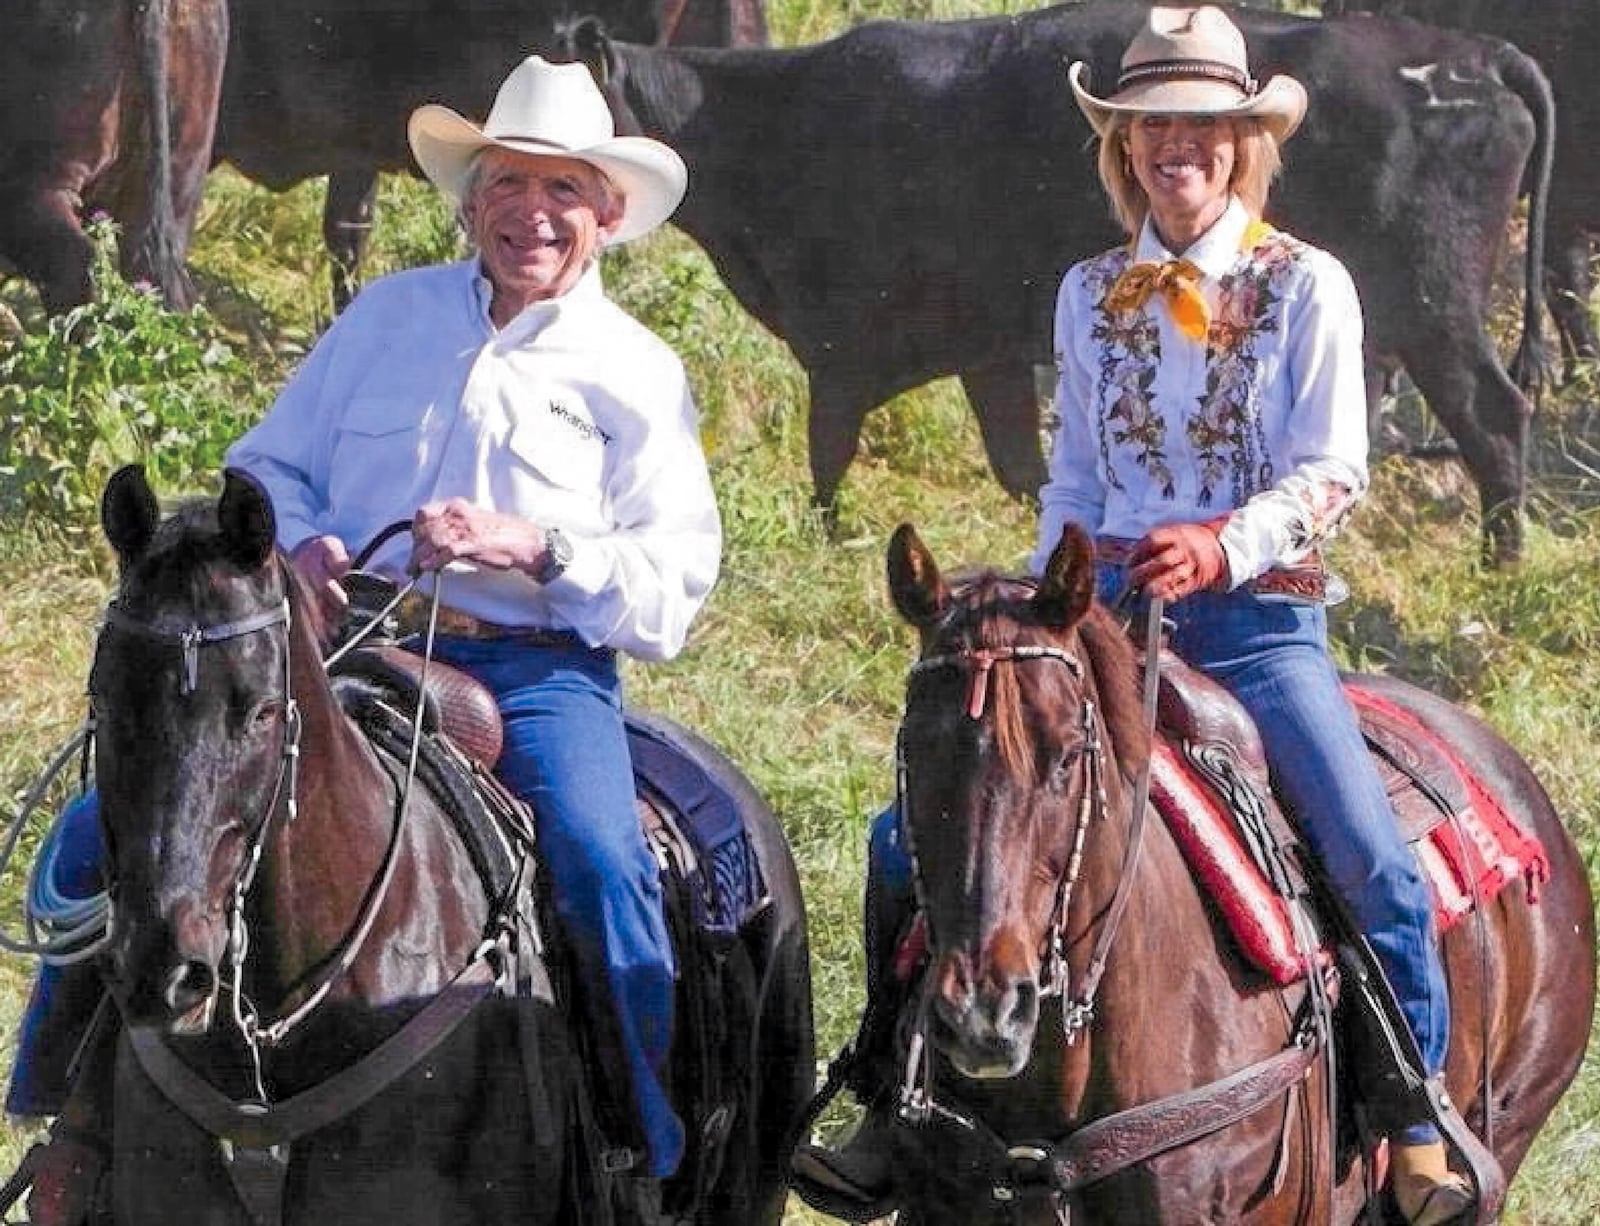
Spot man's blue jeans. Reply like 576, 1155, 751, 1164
430, 635, 682, 1179
10, 636, 685, 1178
869, 568, 1450, 1094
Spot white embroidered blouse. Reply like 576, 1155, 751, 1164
1033, 197, 1369, 588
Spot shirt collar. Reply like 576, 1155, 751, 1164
1133, 196, 1251, 280
467, 260, 607, 339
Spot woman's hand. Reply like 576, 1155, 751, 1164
1128, 521, 1230, 602
411, 498, 546, 575
289, 535, 352, 623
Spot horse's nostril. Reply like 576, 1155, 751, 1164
1002, 977, 1040, 1038
162, 959, 216, 1013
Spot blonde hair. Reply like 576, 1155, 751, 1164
1096, 114, 1282, 238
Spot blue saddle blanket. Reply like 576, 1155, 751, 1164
625, 711, 767, 938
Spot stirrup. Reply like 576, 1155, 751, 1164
1396, 1171, 1475, 1226
788, 1113, 899, 1224
1423, 1078, 1505, 1224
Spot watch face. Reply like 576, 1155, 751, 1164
549, 529, 573, 566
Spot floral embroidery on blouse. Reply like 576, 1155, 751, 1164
1085, 250, 1175, 498
1189, 231, 1299, 507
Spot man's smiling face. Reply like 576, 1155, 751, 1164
465, 147, 622, 323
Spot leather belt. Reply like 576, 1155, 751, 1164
1094, 536, 1328, 602
396, 595, 585, 647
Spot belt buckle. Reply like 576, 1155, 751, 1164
395, 593, 483, 638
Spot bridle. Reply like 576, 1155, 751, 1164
900, 643, 1111, 1012
886, 602, 1330, 1218
91, 558, 441, 1099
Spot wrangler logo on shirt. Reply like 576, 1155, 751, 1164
547, 400, 612, 445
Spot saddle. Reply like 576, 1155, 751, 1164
328, 643, 771, 1223
1152, 650, 1548, 984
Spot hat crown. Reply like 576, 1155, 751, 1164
483, 56, 617, 152
1122, 5, 1251, 80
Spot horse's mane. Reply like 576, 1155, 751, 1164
941, 569, 1149, 785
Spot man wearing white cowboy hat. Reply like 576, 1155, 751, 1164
794, 8, 1481, 1226
225, 53, 718, 1204
9, 55, 715, 1223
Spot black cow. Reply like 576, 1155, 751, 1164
574, 0, 1552, 563
0, 0, 229, 312
1326, 0, 1598, 381
215, 0, 767, 314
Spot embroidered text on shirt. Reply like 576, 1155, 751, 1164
547, 400, 613, 445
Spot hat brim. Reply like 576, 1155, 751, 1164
407, 104, 688, 246
1067, 60, 1307, 145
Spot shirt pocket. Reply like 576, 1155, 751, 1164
505, 404, 607, 495
334, 396, 427, 461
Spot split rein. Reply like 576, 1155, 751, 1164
888, 602, 1332, 1214
0, 532, 454, 1088
897, 601, 1163, 1051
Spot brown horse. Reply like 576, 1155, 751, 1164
876, 521, 1595, 1224
84, 465, 813, 1225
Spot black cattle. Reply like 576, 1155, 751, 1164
0, 0, 228, 312
573, 0, 1552, 563
1327, 0, 1597, 381
215, 0, 767, 313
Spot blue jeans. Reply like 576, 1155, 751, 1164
429, 636, 682, 1178
6, 792, 105, 1117
10, 638, 685, 1177
870, 567, 1450, 1090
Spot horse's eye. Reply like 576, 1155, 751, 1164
246, 699, 284, 733
1046, 745, 1083, 794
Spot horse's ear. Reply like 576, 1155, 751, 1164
887, 523, 949, 629
101, 464, 160, 566
218, 468, 277, 571
1033, 522, 1095, 629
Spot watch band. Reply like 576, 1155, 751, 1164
534, 526, 573, 584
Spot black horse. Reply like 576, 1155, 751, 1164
81, 465, 813, 1224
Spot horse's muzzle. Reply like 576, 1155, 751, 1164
928, 948, 1041, 1078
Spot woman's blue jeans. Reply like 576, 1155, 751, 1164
870, 567, 1450, 1094
430, 635, 682, 1178
10, 636, 684, 1178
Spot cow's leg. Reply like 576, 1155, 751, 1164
807, 374, 878, 525
959, 361, 1048, 502
0, 188, 94, 313
1401, 332, 1531, 566
324, 167, 378, 314
1543, 231, 1597, 383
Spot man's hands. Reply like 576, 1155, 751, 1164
288, 501, 557, 626
289, 535, 352, 624
1128, 520, 1230, 603
410, 499, 549, 578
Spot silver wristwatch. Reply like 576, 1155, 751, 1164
534, 526, 574, 584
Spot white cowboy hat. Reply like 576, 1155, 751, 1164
407, 55, 687, 245
1069, 5, 1308, 144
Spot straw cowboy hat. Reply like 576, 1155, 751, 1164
1069, 6, 1308, 144
408, 55, 687, 245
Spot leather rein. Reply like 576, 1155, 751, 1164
891, 605, 1326, 1215
93, 557, 504, 1082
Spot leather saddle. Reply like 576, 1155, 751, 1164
1155, 648, 1464, 851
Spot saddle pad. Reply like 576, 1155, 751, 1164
1345, 685, 1551, 933
1150, 744, 1317, 987
625, 712, 767, 938
1155, 688, 1551, 986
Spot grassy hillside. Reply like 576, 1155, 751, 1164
1, 1, 1597, 1220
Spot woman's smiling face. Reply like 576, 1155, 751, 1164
464, 148, 622, 324
1126, 112, 1237, 249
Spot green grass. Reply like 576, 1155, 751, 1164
0, 4, 1597, 1218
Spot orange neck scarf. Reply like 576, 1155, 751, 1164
1106, 219, 1276, 343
